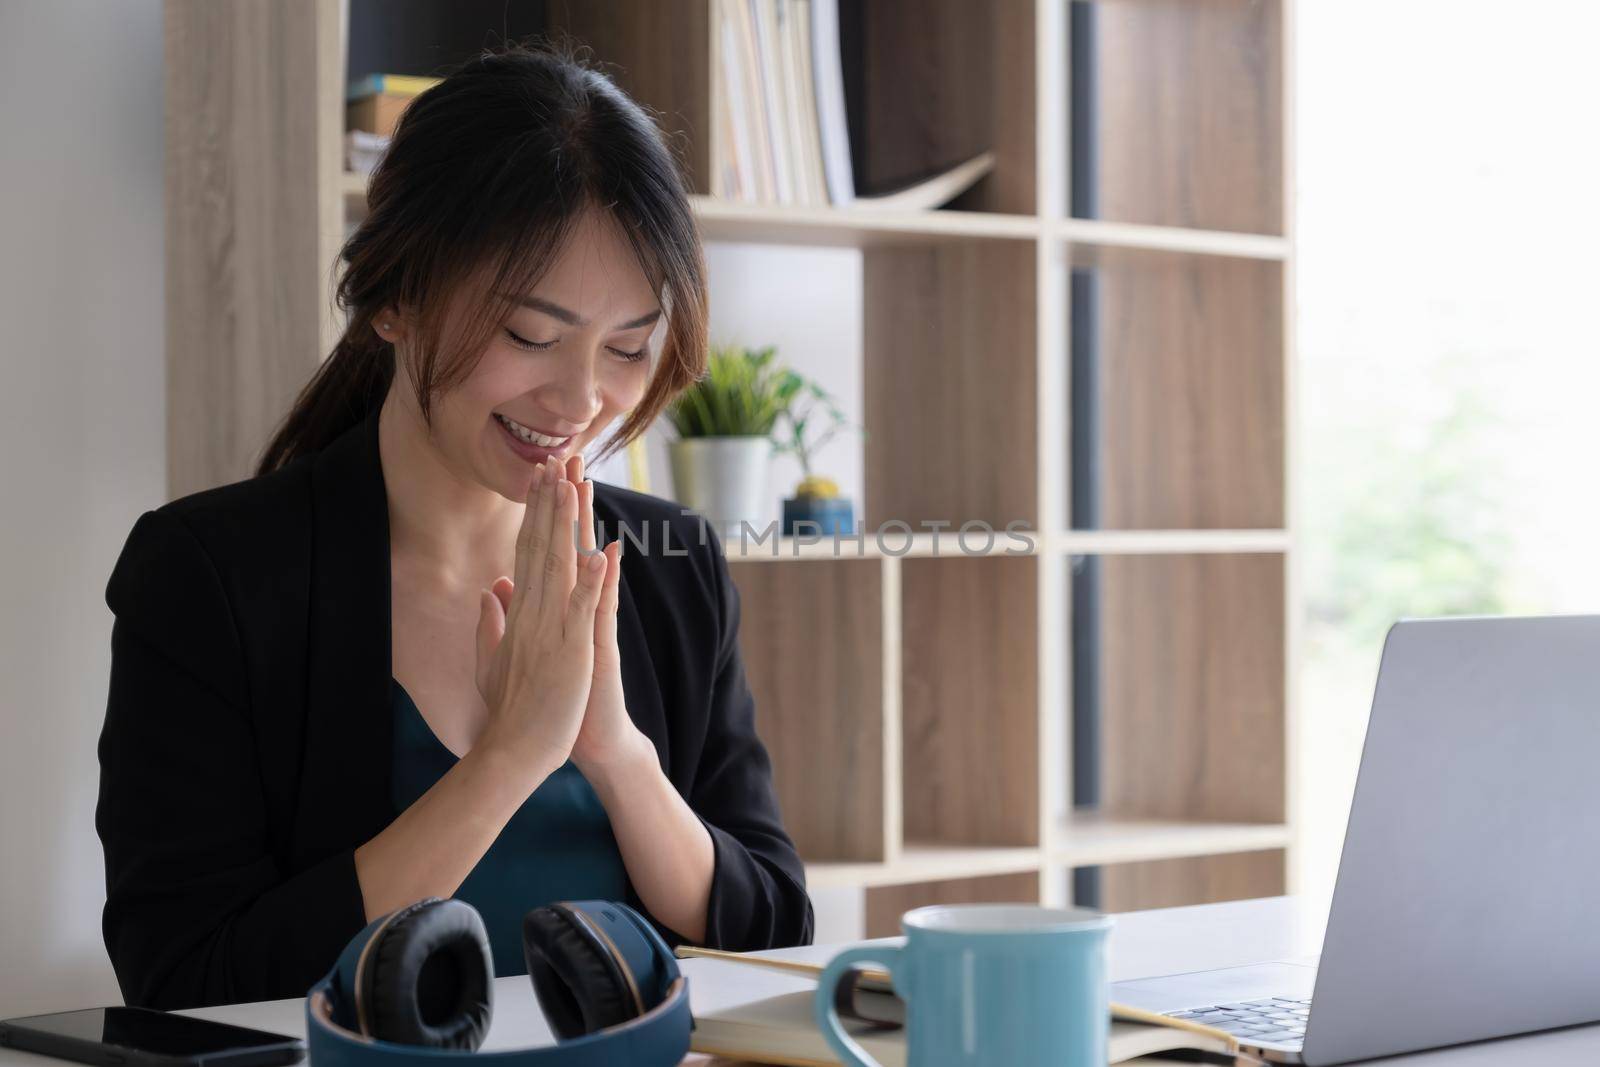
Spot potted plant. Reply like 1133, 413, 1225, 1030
775, 378, 855, 536
667, 345, 799, 537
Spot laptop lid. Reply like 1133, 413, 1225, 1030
1302, 615, 1600, 1065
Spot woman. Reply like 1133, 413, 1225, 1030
95, 42, 813, 1010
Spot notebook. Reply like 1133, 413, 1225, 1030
677, 944, 1240, 1066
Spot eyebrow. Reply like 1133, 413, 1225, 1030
505, 293, 661, 331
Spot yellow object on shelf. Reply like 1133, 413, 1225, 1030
345, 73, 442, 100
625, 434, 651, 495
793, 474, 839, 499
346, 74, 443, 139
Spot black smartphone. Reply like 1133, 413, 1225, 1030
0, 1007, 304, 1067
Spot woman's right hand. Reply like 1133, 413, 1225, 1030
473, 457, 608, 783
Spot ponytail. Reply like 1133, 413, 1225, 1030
256, 319, 393, 476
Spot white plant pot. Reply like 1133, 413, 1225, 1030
669, 437, 773, 540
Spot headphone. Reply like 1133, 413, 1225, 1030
305, 898, 691, 1067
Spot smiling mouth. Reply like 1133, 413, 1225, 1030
495, 413, 572, 449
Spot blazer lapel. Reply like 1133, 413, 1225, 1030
292, 410, 395, 864
594, 497, 670, 770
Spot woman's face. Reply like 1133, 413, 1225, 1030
384, 205, 661, 501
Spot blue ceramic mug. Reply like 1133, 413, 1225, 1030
813, 904, 1112, 1067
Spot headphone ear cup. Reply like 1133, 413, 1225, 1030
522, 905, 638, 1040
360, 898, 493, 1050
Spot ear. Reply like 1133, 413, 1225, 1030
372, 305, 406, 344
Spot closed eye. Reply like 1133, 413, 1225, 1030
505, 328, 555, 351
507, 328, 645, 362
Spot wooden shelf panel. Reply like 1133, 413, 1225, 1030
850, 0, 1036, 215
1091, 553, 1288, 825
803, 819, 1291, 891
902, 555, 1040, 847
1072, 253, 1285, 530
1051, 813, 1291, 868
548, 0, 714, 191
1081, 0, 1285, 236
169, 0, 341, 497
728, 557, 888, 862
865, 240, 1037, 528
806, 842, 1044, 891
1093, 850, 1289, 913
864, 870, 1041, 938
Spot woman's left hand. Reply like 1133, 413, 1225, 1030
564, 455, 656, 779
559, 458, 715, 943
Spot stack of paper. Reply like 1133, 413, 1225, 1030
676, 944, 1242, 1066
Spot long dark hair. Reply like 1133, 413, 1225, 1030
258, 40, 708, 476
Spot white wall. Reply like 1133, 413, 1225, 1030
622, 241, 867, 538
0, 0, 165, 1015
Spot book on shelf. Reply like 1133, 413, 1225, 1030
808, 0, 853, 205
346, 72, 442, 100
714, 0, 990, 211
677, 944, 1241, 1066
346, 72, 442, 139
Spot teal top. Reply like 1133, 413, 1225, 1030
389, 679, 631, 977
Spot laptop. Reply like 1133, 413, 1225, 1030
1110, 615, 1600, 1064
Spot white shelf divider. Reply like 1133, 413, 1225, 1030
1051, 814, 1294, 869
342, 173, 1292, 262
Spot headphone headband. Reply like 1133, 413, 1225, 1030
305, 900, 691, 1067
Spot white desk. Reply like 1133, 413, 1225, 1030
5, 897, 1597, 1065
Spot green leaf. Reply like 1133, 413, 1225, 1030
666, 343, 863, 469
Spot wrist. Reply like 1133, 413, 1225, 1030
576, 727, 658, 796
472, 725, 566, 791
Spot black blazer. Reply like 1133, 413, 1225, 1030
95, 410, 813, 1009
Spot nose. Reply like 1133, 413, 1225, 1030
535, 345, 603, 429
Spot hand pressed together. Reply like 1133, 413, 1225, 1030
473, 455, 649, 785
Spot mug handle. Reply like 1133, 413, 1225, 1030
812, 945, 904, 1067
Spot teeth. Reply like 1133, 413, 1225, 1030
497, 414, 569, 448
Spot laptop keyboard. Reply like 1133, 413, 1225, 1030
1164, 996, 1311, 1047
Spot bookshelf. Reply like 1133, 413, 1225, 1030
166, 0, 1295, 936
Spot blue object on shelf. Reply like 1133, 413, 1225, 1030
782, 496, 855, 536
